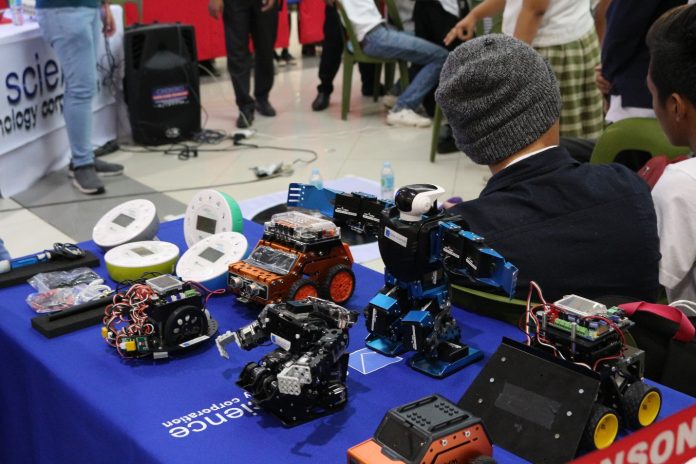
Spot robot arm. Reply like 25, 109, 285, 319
287, 183, 339, 218
439, 222, 518, 298
286, 183, 393, 235
215, 308, 270, 359
312, 297, 359, 330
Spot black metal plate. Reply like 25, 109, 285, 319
458, 338, 601, 463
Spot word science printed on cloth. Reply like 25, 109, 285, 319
2, 53, 65, 136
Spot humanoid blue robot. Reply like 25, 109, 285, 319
287, 183, 518, 378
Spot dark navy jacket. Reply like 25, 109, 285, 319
602, 0, 685, 108
449, 146, 660, 302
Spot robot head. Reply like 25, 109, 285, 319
394, 184, 445, 222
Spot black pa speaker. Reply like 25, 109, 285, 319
124, 23, 201, 145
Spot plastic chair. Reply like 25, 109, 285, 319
336, 0, 409, 120
589, 118, 689, 165
468, 0, 503, 36
430, 105, 443, 162
110, 0, 143, 23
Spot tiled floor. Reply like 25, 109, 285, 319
0, 43, 490, 271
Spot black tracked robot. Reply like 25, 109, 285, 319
459, 288, 662, 463
216, 297, 358, 426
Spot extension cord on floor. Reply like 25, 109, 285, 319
251, 162, 294, 178
233, 129, 255, 140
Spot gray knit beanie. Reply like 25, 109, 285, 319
435, 34, 562, 165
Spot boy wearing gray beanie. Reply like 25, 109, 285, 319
436, 35, 660, 304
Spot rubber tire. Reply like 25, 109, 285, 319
163, 305, 207, 346
288, 278, 319, 301
582, 404, 620, 451
322, 264, 356, 304
622, 381, 662, 429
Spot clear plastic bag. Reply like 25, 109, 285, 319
26, 287, 79, 313
26, 268, 112, 313
28, 267, 101, 293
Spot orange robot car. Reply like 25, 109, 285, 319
228, 211, 355, 306
348, 394, 493, 464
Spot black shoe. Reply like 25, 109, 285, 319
273, 50, 286, 67
280, 49, 297, 65
362, 83, 386, 97
255, 99, 277, 117
302, 44, 316, 56
437, 124, 459, 154
312, 92, 330, 111
237, 106, 254, 128
199, 59, 221, 77
93, 139, 119, 157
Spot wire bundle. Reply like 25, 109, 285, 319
520, 281, 627, 372
103, 283, 156, 357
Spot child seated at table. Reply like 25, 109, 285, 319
435, 34, 660, 303
647, 3, 696, 303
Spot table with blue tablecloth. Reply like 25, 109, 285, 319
0, 219, 693, 463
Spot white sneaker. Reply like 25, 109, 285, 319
386, 108, 432, 128
382, 94, 398, 109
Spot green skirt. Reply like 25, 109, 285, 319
536, 29, 605, 140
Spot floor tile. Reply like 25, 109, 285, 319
0, 209, 74, 257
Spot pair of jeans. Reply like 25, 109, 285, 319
37, 7, 100, 168
222, 0, 278, 110
362, 24, 448, 111
317, 4, 374, 95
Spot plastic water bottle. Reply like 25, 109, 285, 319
10, 0, 24, 26
380, 162, 395, 200
309, 168, 323, 189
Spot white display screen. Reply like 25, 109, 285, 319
199, 247, 224, 263
197, 216, 217, 234
113, 213, 135, 228
131, 246, 155, 257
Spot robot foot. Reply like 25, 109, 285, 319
260, 390, 349, 427
365, 334, 406, 357
408, 343, 484, 378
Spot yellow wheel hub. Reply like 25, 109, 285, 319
639, 391, 661, 426
594, 412, 619, 449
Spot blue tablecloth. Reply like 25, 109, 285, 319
0, 220, 693, 464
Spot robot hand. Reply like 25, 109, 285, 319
394, 184, 446, 222
215, 330, 240, 359
216, 320, 267, 358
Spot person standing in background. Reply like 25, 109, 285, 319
36, 0, 125, 195
446, 0, 605, 140
599, 0, 685, 125
209, 0, 278, 129
561, 0, 685, 164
